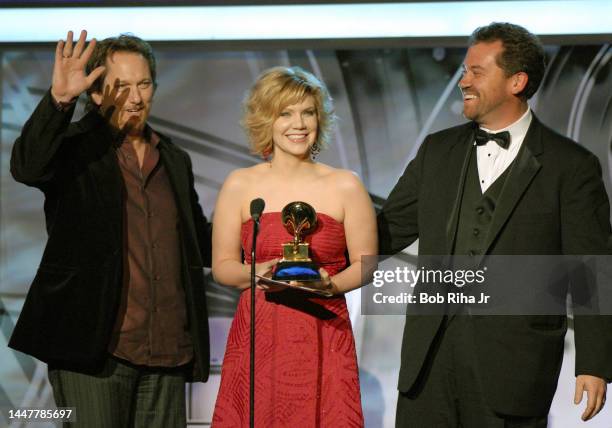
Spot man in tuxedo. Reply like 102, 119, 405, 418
378, 22, 612, 427
9, 30, 210, 427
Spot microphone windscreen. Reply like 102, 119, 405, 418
250, 198, 265, 222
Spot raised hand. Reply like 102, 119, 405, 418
51, 30, 105, 103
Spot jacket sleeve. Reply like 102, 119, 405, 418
10, 90, 76, 188
561, 151, 612, 381
376, 137, 428, 256
185, 152, 212, 268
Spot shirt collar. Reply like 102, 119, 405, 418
480, 107, 532, 149
118, 124, 159, 148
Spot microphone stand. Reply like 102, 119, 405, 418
250, 216, 259, 428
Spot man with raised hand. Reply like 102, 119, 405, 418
10, 30, 211, 427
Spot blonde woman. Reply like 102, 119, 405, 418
211, 67, 376, 427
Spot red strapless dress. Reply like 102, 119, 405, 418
212, 212, 363, 427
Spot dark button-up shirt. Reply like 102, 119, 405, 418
108, 130, 193, 367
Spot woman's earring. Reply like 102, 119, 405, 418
310, 141, 320, 160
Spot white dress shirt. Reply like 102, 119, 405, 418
476, 108, 532, 193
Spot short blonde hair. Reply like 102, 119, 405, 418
243, 66, 336, 158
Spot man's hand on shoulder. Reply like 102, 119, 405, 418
574, 374, 607, 421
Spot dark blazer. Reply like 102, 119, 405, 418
9, 91, 211, 382
378, 115, 612, 416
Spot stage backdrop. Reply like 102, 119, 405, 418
1, 41, 611, 427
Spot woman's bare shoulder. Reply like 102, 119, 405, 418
223, 164, 269, 190
316, 164, 364, 191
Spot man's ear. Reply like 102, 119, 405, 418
511, 72, 529, 96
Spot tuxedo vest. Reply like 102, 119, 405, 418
453, 146, 511, 256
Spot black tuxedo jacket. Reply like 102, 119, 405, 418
378, 115, 612, 416
9, 91, 211, 382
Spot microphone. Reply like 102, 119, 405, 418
250, 198, 265, 222
248, 197, 265, 428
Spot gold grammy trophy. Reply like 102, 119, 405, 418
272, 201, 322, 284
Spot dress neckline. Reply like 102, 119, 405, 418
242, 211, 343, 226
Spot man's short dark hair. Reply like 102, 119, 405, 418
85, 34, 157, 110
469, 22, 545, 100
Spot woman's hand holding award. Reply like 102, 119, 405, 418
256, 201, 334, 296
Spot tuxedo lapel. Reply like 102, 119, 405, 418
478, 117, 544, 261
446, 125, 478, 254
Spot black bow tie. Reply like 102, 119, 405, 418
475, 129, 511, 149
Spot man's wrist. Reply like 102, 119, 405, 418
50, 90, 77, 112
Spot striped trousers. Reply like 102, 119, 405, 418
48, 356, 187, 428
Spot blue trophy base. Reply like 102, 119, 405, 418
272, 261, 321, 282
